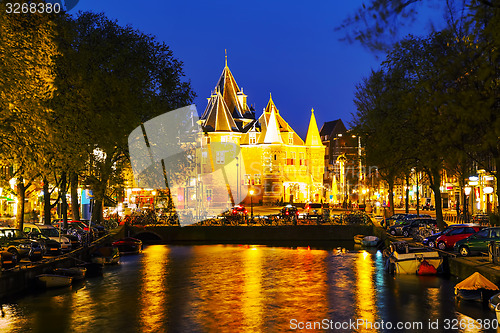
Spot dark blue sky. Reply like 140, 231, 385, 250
73, 1, 442, 139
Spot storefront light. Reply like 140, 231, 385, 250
469, 181, 479, 186
484, 187, 494, 194
464, 187, 472, 196
469, 176, 479, 182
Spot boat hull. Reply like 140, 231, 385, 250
389, 251, 442, 274
53, 267, 87, 281
37, 274, 72, 288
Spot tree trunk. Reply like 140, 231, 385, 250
60, 172, 68, 227
416, 173, 420, 217
429, 168, 445, 230
405, 174, 410, 214
15, 177, 25, 230
43, 177, 51, 225
91, 194, 104, 224
70, 172, 80, 222
388, 177, 395, 216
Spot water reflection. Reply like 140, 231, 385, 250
354, 250, 377, 332
138, 245, 169, 332
0, 245, 495, 332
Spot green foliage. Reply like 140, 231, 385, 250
52, 12, 195, 222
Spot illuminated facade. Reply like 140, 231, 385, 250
197, 60, 325, 205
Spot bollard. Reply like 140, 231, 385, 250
489, 241, 500, 264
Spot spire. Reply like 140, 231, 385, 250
263, 96, 283, 144
305, 108, 322, 146
225, 49, 227, 67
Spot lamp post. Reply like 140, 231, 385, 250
249, 189, 254, 220
464, 186, 471, 222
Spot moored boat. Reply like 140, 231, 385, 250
354, 235, 364, 244
455, 272, 499, 302
53, 267, 87, 281
385, 241, 442, 275
36, 274, 72, 288
111, 237, 142, 254
91, 246, 120, 265
354, 235, 380, 247
77, 262, 103, 277
362, 236, 380, 247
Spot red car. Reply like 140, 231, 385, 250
231, 205, 248, 216
436, 225, 483, 250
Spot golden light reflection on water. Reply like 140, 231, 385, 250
188, 245, 329, 332
138, 245, 169, 332
242, 245, 263, 331
355, 250, 377, 332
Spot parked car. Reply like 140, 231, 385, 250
423, 224, 479, 248
435, 225, 484, 250
0, 249, 18, 269
472, 214, 490, 225
28, 234, 62, 256
23, 223, 72, 252
384, 214, 408, 227
80, 219, 107, 238
0, 227, 43, 261
280, 205, 299, 218
401, 218, 438, 238
454, 227, 500, 257
231, 205, 248, 216
388, 214, 432, 236
54, 221, 94, 244
304, 203, 323, 219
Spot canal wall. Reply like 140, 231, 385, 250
0, 234, 116, 299
449, 256, 500, 284
129, 225, 376, 244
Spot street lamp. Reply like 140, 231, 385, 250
464, 186, 471, 222
249, 189, 254, 220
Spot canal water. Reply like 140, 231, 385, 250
0, 244, 497, 332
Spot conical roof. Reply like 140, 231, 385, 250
201, 89, 238, 132
305, 108, 323, 146
263, 105, 282, 144
214, 60, 249, 119
455, 272, 499, 291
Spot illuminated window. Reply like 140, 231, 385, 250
216, 151, 225, 164
299, 152, 305, 165
288, 133, 293, 144
244, 174, 251, 185
205, 136, 210, 144
254, 174, 261, 185
202, 150, 208, 164
221, 136, 227, 143
249, 133, 256, 145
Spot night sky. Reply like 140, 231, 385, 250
71, 0, 443, 139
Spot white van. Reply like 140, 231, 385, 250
23, 223, 72, 252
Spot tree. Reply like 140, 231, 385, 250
0, 1, 60, 229
53, 13, 195, 224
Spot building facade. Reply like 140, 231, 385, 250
197, 60, 325, 206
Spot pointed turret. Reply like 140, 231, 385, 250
263, 99, 283, 144
201, 90, 238, 132
305, 108, 322, 146
214, 54, 251, 119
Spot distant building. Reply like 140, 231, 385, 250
193, 59, 325, 207
320, 120, 365, 204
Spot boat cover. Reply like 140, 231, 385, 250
455, 272, 499, 291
